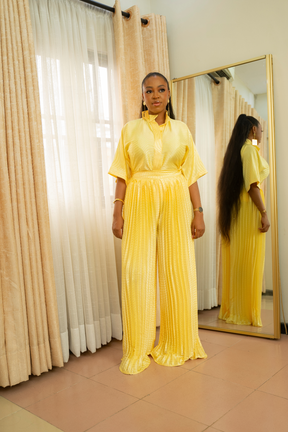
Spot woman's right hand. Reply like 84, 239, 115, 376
112, 214, 124, 239
259, 213, 270, 233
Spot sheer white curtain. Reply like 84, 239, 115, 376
29, 0, 122, 362
195, 75, 217, 310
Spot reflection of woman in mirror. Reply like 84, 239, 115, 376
218, 114, 270, 326
109, 72, 207, 374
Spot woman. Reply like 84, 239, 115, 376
109, 72, 207, 374
218, 114, 270, 327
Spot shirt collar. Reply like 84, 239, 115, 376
245, 138, 260, 152
142, 110, 171, 127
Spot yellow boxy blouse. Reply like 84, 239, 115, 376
241, 139, 270, 191
109, 111, 207, 186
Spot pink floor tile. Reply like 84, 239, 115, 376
64, 346, 122, 377
261, 309, 274, 325
144, 370, 252, 425
214, 390, 288, 432
87, 400, 207, 432
0, 367, 84, 408
198, 310, 219, 325
259, 363, 288, 399
91, 359, 187, 398
261, 323, 274, 334
26, 378, 136, 432
181, 340, 227, 370
193, 344, 286, 389
231, 334, 288, 358
198, 329, 248, 347
106, 338, 123, 351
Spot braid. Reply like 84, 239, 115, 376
218, 114, 260, 241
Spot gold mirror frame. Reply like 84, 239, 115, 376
171, 55, 280, 339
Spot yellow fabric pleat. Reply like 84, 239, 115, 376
121, 171, 207, 374
219, 189, 266, 326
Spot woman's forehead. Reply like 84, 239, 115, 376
143, 75, 167, 88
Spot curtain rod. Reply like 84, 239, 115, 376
79, 0, 149, 25
207, 73, 220, 85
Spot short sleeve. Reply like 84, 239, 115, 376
108, 127, 131, 183
181, 130, 207, 187
242, 145, 261, 191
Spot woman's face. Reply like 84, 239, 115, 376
142, 75, 170, 116
254, 123, 263, 144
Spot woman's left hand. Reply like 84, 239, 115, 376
191, 212, 205, 239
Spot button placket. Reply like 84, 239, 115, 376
153, 123, 163, 170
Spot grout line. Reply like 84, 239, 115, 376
12, 372, 105, 412
138, 368, 192, 400
207, 389, 257, 430
20, 377, 94, 410
253, 389, 288, 402
0, 407, 65, 432
83, 399, 141, 432
90, 362, 192, 400
86, 361, 122, 379
256, 362, 288, 391
136, 399, 209, 429
85, 378, 141, 399
0, 397, 31, 412
0, 405, 22, 422
202, 425, 224, 432
190, 368, 255, 391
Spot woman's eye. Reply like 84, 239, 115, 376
146, 90, 152, 94
159, 88, 165, 92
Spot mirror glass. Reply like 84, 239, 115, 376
172, 57, 275, 336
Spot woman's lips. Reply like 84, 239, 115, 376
153, 102, 161, 106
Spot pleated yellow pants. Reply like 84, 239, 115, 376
219, 189, 266, 327
120, 171, 207, 375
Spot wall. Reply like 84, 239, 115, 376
230, 75, 255, 108
255, 93, 268, 123
104, 0, 151, 15
150, 0, 288, 320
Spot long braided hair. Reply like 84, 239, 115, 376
218, 114, 260, 241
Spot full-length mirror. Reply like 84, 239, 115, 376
172, 55, 280, 338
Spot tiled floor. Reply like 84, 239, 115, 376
1, 329, 288, 432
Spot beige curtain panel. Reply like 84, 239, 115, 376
173, 77, 217, 311
0, 0, 63, 387
113, 0, 170, 123
172, 78, 196, 139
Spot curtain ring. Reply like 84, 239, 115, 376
124, 9, 132, 21
141, 17, 150, 27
